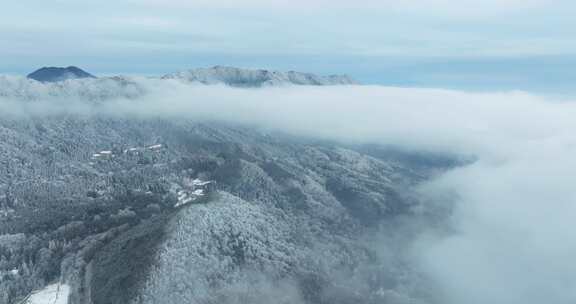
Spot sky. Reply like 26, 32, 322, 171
1, 0, 575, 92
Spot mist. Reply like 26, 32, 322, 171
2, 79, 576, 303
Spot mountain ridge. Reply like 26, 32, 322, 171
162, 65, 357, 87
13, 65, 357, 87
0, 66, 358, 101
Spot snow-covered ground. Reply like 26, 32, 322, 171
23, 283, 70, 304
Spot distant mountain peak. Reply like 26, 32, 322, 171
162, 66, 357, 87
27, 66, 96, 83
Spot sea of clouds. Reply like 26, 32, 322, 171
2, 79, 575, 303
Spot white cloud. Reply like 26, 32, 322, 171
124, 0, 553, 12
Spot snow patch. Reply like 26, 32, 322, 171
147, 144, 163, 150
24, 283, 70, 304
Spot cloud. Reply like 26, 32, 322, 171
2, 80, 576, 303
0, 79, 572, 157
122, 0, 555, 13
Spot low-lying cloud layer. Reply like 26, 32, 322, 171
2, 81, 575, 303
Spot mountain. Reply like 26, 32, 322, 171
0, 66, 356, 102
27, 66, 96, 83
0, 117, 448, 304
162, 66, 357, 87
0, 67, 447, 304
0, 75, 144, 102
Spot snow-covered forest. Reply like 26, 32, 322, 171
0, 69, 456, 304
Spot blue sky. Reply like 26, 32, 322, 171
1, 0, 575, 93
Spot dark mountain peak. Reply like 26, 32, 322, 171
27, 66, 96, 83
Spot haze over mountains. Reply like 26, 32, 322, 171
2, 64, 576, 304
2, 66, 437, 304
2, 0, 574, 302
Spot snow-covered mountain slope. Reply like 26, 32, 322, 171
162, 66, 357, 87
0, 70, 454, 304
0, 75, 145, 101
0, 116, 450, 304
